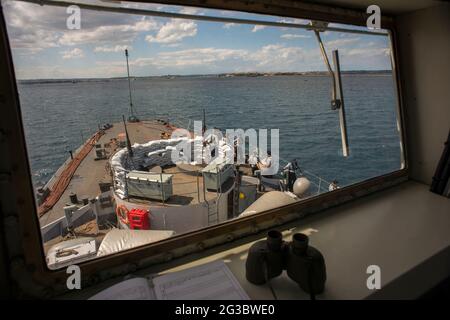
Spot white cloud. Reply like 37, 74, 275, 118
132, 47, 248, 68
61, 48, 84, 59
251, 25, 265, 32
59, 18, 158, 46
145, 19, 197, 44
12, 29, 60, 53
248, 44, 316, 69
94, 45, 131, 53
121, 2, 167, 11
3, 1, 155, 53
14, 41, 392, 79
223, 23, 237, 29
178, 7, 203, 15
219, 9, 245, 17
164, 43, 182, 48
129, 44, 321, 72
325, 37, 360, 49
276, 18, 310, 32
281, 34, 311, 40
4, 1, 391, 78
3, 1, 62, 53
277, 18, 310, 25
345, 47, 390, 57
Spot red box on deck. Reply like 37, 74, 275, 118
127, 208, 150, 230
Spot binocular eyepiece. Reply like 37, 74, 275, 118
245, 230, 326, 296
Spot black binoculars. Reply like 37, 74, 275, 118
245, 230, 326, 296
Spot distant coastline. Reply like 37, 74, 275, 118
18, 70, 392, 84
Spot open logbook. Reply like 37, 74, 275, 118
90, 260, 249, 300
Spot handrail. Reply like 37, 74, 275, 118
213, 165, 222, 225
113, 150, 333, 204
278, 157, 331, 193
196, 173, 201, 203
116, 167, 206, 204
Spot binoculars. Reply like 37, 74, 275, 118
245, 230, 326, 296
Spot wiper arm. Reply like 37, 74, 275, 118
310, 21, 349, 157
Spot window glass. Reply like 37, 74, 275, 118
2, 0, 402, 269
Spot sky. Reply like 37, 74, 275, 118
2, 0, 392, 80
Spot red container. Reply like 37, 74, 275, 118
127, 208, 150, 230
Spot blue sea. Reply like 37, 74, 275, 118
17, 74, 402, 189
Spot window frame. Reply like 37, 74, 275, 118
0, 0, 408, 297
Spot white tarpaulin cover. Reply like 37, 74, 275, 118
239, 191, 299, 217
97, 229, 175, 257
110, 137, 233, 199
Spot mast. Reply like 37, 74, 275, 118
202, 108, 206, 134
122, 115, 133, 157
125, 49, 138, 122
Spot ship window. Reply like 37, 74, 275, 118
2, 1, 404, 271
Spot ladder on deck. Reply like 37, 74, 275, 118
204, 165, 222, 226
207, 200, 218, 225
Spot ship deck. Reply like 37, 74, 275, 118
39, 120, 195, 226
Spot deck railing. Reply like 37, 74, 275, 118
278, 158, 332, 195
112, 166, 210, 206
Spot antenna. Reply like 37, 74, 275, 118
122, 115, 133, 157
125, 49, 138, 122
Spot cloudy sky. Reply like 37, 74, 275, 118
3, 0, 392, 80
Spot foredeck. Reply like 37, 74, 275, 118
39, 120, 176, 226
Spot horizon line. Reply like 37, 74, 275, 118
17, 69, 392, 82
